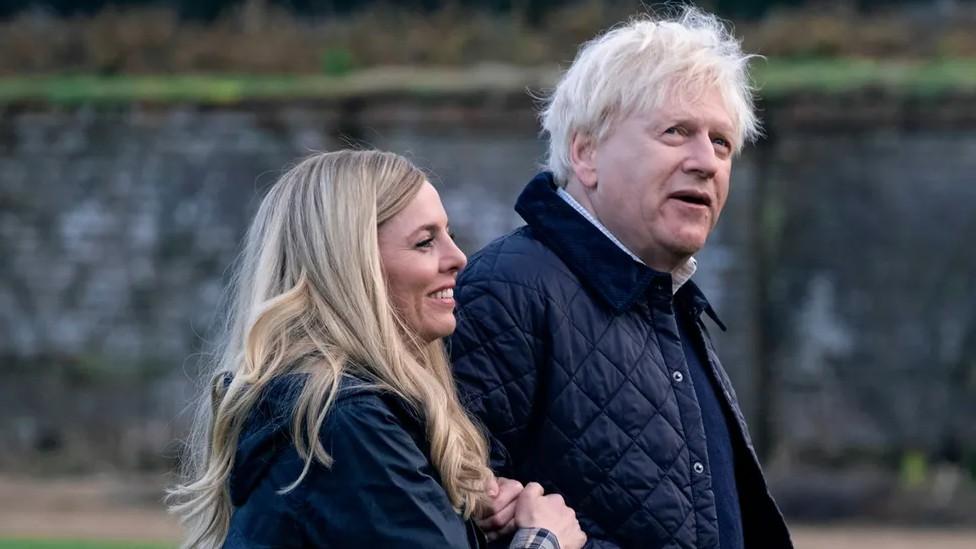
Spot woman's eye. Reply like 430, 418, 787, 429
448, 231, 457, 241
415, 237, 434, 249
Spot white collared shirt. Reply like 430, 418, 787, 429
557, 187, 697, 294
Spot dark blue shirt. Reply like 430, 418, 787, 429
676, 294, 744, 549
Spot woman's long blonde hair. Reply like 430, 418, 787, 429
168, 150, 491, 548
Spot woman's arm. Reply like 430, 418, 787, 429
298, 394, 472, 548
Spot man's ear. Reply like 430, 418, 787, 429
569, 132, 598, 189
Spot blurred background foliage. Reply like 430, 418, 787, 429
0, 0, 974, 77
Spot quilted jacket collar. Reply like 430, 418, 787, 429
515, 172, 725, 329
678, 278, 727, 331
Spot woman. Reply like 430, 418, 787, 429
168, 150, 586, 549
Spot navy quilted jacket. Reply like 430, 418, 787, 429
450, 173, 792, 548
224, 376, 485, 548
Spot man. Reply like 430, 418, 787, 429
451, 7, 793, 549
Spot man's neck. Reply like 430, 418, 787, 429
561, 180, 688, 273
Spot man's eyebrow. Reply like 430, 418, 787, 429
697, 114, 735, 136
711, 122, 735, 136
664, 115, 734, 136
653, 115, 695, 131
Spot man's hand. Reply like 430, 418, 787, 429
514, 482, 587, 549
477, 476, 524, 541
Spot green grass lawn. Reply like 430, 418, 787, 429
0, 58, 974, 105
758, 57, 976, 96
0, 541, 172, 549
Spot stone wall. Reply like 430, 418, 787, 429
1, 92, 974, 477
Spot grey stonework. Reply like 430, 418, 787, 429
1, 95, 974, 482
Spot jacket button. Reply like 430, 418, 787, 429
693, 462, 705, 474
672, 371, 684, 383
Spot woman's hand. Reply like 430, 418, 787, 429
514, 482, 587, 549
477, 476, 524, 541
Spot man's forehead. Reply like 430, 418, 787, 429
643, 91, 736, 133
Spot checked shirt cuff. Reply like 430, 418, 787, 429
510, 527, 560, 549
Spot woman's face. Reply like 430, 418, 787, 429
378, 181, 467, 343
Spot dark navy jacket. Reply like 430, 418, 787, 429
450, 173, 792, 549
224, 376, 484, 548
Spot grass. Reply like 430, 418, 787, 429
0, 65, 558, 105
0, 541, 172, 549
0, 58, 974, 106
757, 58, 976, 96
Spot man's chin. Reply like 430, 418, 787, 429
659, 223, 710, 249
664, 236, 708, 259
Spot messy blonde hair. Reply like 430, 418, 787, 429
542, 6, 761, 185
168, 150, 491, 548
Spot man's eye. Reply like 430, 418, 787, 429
713, 137, 732, 150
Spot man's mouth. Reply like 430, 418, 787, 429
669, 190, 712, 207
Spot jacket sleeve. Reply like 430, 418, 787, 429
583, 538, 623, 548
449, 269, 547, 477
577, 511, 624, 549
299, 396, 471, 548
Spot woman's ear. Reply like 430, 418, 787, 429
569, 132, 598, 189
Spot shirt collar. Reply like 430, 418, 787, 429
556, 187, 698, 294
516, 172, 724, 329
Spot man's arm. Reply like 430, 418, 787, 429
450, 256, 622, 549
450, 271, 547, 475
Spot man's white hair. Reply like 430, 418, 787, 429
540, 6, 761, 185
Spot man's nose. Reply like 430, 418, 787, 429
682, 135, 720, 179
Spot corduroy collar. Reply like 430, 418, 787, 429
514, 172, 725, 330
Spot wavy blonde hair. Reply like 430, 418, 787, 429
167, 150, 491, 548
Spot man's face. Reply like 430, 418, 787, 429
579, 88, 735, 271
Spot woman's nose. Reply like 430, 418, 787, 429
444, 236, 467, 273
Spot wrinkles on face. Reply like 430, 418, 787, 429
586, 88, 733, 272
